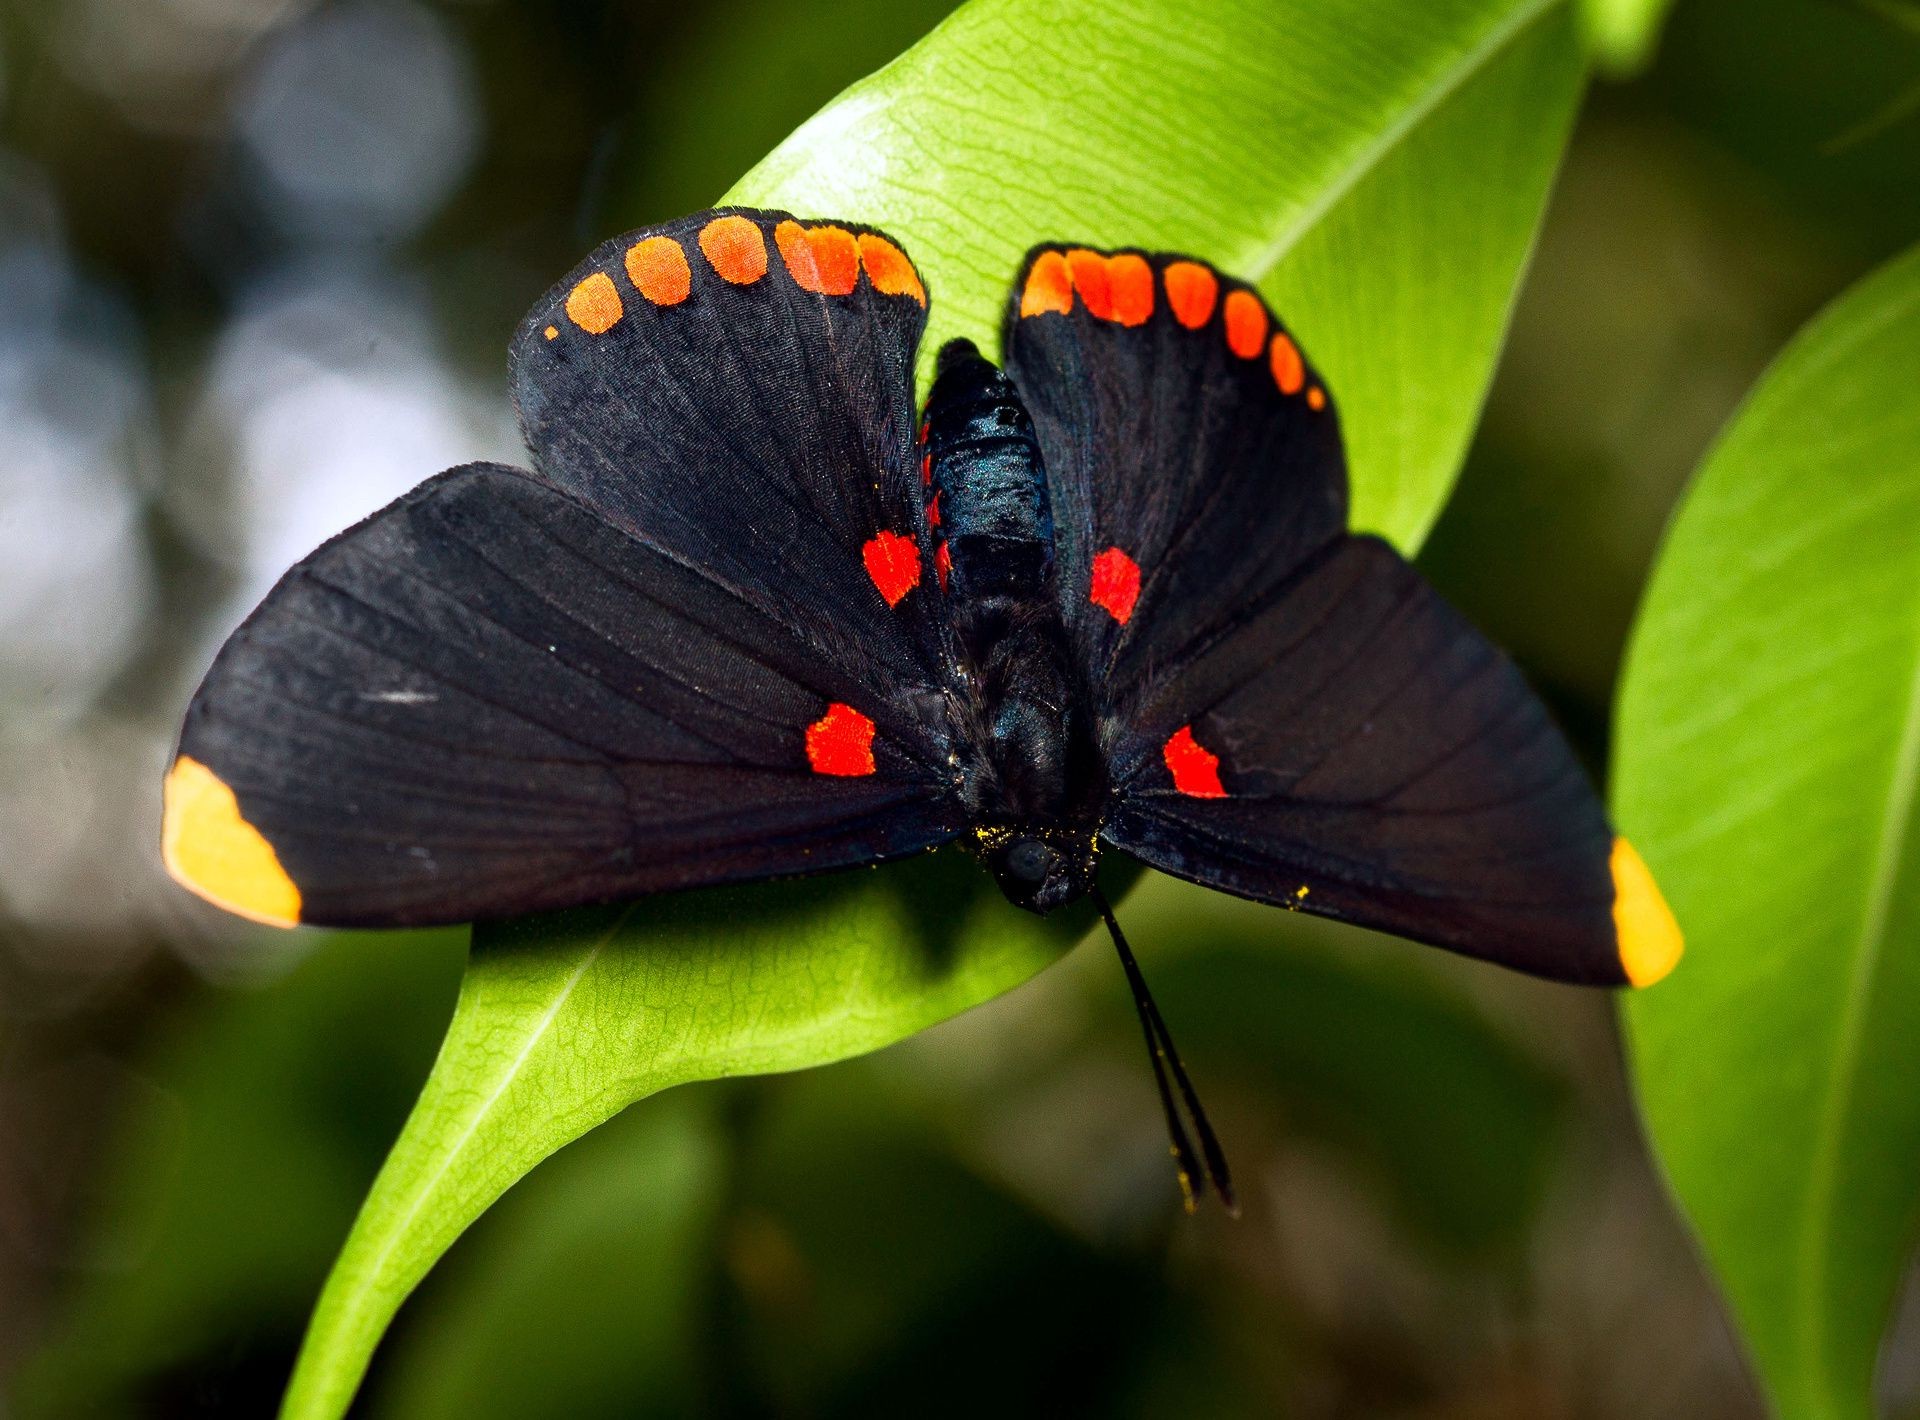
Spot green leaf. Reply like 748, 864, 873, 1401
1616, 241, 1920, 1419
1576, 0, 1676, 74
283, 1, 1587, 1413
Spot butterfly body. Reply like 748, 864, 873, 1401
923, 337, 1104, 913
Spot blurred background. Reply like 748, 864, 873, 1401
1, 0, 1918, 1414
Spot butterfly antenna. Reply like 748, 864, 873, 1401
1091, 887, 1238, 1216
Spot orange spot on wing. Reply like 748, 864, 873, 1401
1164, 261, 1218, 328
1307, 385, 1326, 411
543, 324, 558, 340
806, 703, 877, 777
1089, 546, 1140, 624
162, 757, 302, 926
1269, 332, 1304, 394
625, 235, 691, 305
699, 215, 767, 285
1020, 250, 1073, 317
856, 233, 926, 305
862, 530, 921, 607
1107, 253, 1154, 326
935, 540, 951, 590
776, 220, 859, 295
1223, 290, 1266, 359
1066, 249, 1113, 319
1163, 726, 1226, 798
565, 272, 623, 334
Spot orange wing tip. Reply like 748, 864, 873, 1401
161, 757, 302, 927
1611, 837, 1683, 987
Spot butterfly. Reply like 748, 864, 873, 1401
162, 207, 1683, 1212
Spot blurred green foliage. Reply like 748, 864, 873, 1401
2, 0, 1918, 1415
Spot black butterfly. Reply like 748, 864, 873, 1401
163, 207, 1681, 1211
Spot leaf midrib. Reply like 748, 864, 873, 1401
358, 909, 632, 1299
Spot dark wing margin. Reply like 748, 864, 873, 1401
164, 465, 963, 928
1100, 535, 1681, 988
1000, 243, 1346, 693
510, 207, 943, 692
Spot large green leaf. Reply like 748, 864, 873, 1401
281, 1, 1587, 1413
1616, 242, 1920, 1418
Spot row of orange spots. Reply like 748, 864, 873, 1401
1089, 546, 1140, 624
560, 216, 926, 336
862, 530, 921, 607
806, 702, 876, 777
1018, 249, 1327, 407
858, 233, 926, 304
1163, 725, 1226, 798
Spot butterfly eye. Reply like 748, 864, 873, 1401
1006, 838, 1055, 883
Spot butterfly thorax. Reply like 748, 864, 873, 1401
925, 339, 1103, 913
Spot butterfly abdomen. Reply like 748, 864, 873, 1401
922, 338, 1105, 859
924, 338, 1054, 602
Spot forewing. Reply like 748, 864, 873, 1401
510, 207, 942, 681
164, 465, 962, 928
1102, 536, 1675, 988
1000, 244, 1344, 690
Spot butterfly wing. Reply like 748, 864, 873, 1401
1000, 244, 1345, 687
168, 209, 960, 929
165, 464, 963, 927
511, 207, 943, 686
1001, 247, 1679, 987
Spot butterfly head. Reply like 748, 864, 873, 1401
977, 826, 1096, 915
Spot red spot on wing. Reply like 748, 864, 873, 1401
1164, 725, 1226, 798
1224, 290, 1267, 359
1164, 261, 1218, 328
935, 541, 951, 590
1269, 332, 1305, 394
775, 220, 859, 295
625, 236, 691, 305
856, 233, 926, 306
921, 450, 932, 485
1089, 546, 1140, 624
807, 703, 877, 777
699, 216, 767, 284
1066, 249, 1113, 319
1020, 251, 1073, 317
862, 530, 921, 607
1107, 254, 1154, 325
925, 490, 941, 528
